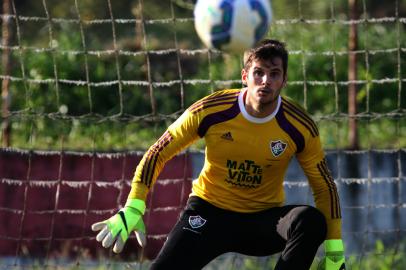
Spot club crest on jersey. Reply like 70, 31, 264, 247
270, 140, 287, 157
189, 215, 207, 229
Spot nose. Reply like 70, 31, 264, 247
262, 74, 271, 86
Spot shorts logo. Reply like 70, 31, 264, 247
270, 140, 287, 157
188, 215, 207, 229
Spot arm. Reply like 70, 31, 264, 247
296, 134, 345, 269
92, 109, 200, 252
296, 135, 342, 239
128, 110, 201, 200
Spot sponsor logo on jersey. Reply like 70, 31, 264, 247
220, 131, 233, 141
270, 140, 287, 157
189, 215, 207, 229
225, 159, 263, 188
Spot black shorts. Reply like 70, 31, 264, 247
150, 196, 327, 270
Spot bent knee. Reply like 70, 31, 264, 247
293, 206, 327, 241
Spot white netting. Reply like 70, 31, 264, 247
0, 0, 405, 269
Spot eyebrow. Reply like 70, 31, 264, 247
253, 66, 282, 72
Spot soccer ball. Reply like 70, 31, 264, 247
194, 0, 272, 53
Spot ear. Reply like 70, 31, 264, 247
241, 68, 248, 86
282, 72, 288, 88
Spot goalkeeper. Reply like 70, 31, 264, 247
92, 39, 345, 270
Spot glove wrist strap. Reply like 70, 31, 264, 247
325, 239, 344, 252
125, 198, 146, 215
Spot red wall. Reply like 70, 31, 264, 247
0, 149, 193, 261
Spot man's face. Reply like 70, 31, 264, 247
242, 57, 286, 109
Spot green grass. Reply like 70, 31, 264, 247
2, 240, 405, 270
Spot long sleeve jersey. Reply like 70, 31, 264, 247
129, 88, 342, 239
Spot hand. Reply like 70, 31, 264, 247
91, 199, 146, 253
318, 239, 346, 270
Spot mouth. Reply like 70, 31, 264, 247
257, 88, 271, 96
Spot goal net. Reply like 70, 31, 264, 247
0, 0, 405, 269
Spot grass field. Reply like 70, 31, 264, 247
1, 240, 404, 270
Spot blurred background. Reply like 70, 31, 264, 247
0, 0, 405, 269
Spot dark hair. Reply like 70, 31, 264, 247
243, 39, 288, 75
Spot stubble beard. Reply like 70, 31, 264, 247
257, 89, 280, 110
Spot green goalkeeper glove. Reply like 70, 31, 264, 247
91, 199, 146, 253
318, 239, 346, 270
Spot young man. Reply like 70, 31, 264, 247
92, 40, 346, 270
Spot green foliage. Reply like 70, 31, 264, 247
2, 1, 405, 150
346, 240, 406, 270
1, 240, 404, 269
207, 240, 406, 270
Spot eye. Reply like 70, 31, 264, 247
253, 70, 264, 76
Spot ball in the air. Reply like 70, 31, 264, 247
194, 0, 272, 53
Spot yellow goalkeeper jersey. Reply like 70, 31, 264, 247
129, 88, 342, 239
